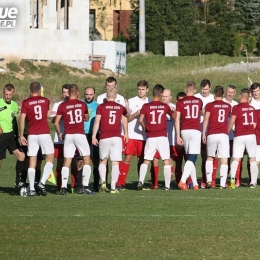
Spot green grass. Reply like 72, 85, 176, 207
1, 153, 260, 259
2, 53, 260, 104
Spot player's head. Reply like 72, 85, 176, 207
137, 80, 149, 98
105, 77, 117, 90
176, 91, 186, 101
162, 89, 172, 105
152, 84, 164, 98
61, 84, 70, 100
200, 79, 211, 97
107, 87, 117, 100
69, 84, 79, 98
185, 81, 196, 95
213, 85, 224, 98
84, 87, 95, 103
240, 88, 251, 102
225, 85, 236, 101
250, 82, 260, 99
3, 84, 15, 103
29, 82, 41, 95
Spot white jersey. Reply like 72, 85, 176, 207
128, 96, 151, 140
194, 93, 214, 131
166, 103, 176, 146
250, 98, 260, 110
97, 93, 126, 107
223, 98, 238, 140
50, 100, 64, 144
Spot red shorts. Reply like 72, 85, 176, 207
154, 146, 179, 160
54, 144, 64, 158
122, 135, 126, 154
54, 143, 79, 158
125, 139, 145, 157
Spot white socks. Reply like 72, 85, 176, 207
220, 164, 228, 187
82, 165, 91, 187
205, 160, 213, 183
28, 168, 35, 191
40, 162, 53, 184
111, 165, 120, 190
98, 164, 106, 183
139, 164, 148, 184
61, 167, 69, 188
164, 165, 171, 188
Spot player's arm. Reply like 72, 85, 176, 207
202, 111, 210, 144
84, 113, 89, 122
19, 113, 27, 146
122, 115, 129, 143
139, 113, 145, 131
92, 114, 101, 146
128, 109, 140, 122
228, 115, 236, 133
175, 111, 183, 146
54, 114, 63, 140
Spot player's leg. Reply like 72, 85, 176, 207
217, 134, 230, 189
109, 137, 123, 192
205, 134, 218, 188
150, 155, 160, 189
138, 137, 156, 190
70, 157, 78, 193
157, 137, 171, 190
245, 135, 258, 188
54, 144, 64, 191
229, 137, 245, 189
117, 154, 132, 189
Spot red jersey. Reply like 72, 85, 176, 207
205, 100, 231, 135
232, 102, 256, 137
57, 99, 88, 134
96, 101, 127, 140
21, 96, 50, 135
140, 101, 172, 138
255, 110, 260, 144
176, 96, 202, 131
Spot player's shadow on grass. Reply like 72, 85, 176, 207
0, 184, 58, 195
0, 186, 20, 196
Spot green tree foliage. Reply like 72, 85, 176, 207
233, 0, 260, 39
128, 0, 237, 56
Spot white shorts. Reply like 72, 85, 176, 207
144, 136, 170, 161
99, 137, 122, 161
207, 134, 230, 158
27, 134, 54, 156
181, 130, 201, 154
232, 134, 257, 159
256, 145, 260, 162
64, 134, 90, 158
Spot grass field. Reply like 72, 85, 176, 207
1, 153, 260, 260
1, 53, 260, 259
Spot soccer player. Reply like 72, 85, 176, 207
227, 88, 258, 189
20, 82, 54, 196
54, 84, 94, 195
174, 91, 188, 186
202, 85, 231, 189
176, 81, 203, 190
92, 87, 128, 193
77, 87, 99, 192
137, 84, 174, 190
150, 89, 176, 189
223, 85, 241, 186
0, 84, 25, 189
116, 80, 150, 190
97, 76, 126, 107
250, 82, 260, 110
50, 84, 78, 193
194, 79, 215, 188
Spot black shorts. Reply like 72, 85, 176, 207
0, 131, 20, 160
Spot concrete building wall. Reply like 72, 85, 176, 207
0, 0, 90, 61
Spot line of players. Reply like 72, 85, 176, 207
1, 78, 260, 195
